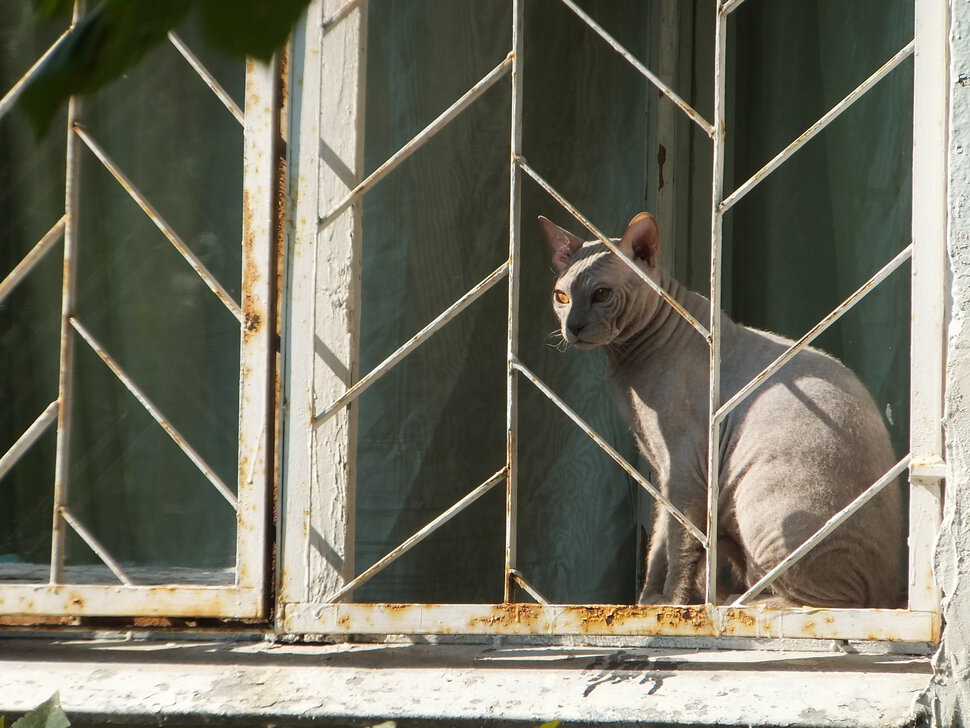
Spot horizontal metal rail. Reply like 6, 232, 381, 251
57, 506, 133, 586
318, 52, 514, 230
730, 455, 911, 605
511, 357, 708, 546
510, 568, 550, 605
70, 317, 239, 510
0, 400, 59, 483
715, 243, 913, 423
72, 124, 244, 323
313, 262, 509, 424
167, 31, 244, 125
0, 25, 73, 120
0, 216, 66, 306
557, 0, 714, 137
327, 467, 508, 602
518, 158, 711, 340
721, 40, 915, 213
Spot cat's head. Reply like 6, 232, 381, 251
538, 212, 662, 349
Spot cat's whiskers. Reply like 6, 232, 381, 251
545, 328, 571, 352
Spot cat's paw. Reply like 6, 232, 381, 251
637, 593, 673, 606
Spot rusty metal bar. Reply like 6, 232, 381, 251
720, 40, 915, 214
318, 52, 514, 230
715, 244, 913, 424
704, 4, 729, 607
730, 455, 911, 606
167, 31, 244, 125
511, 357, 708, 546
0, 216, 66, 306
0, 25, 72, 120
313, 262, 509, 425
510, 569, 550, 605
70, 317, 239, 510
556, 0, 714, 137
50, 12, 84, 582
72, 124, 244, 323
58, 506, 133, 586
0, 401, 59, 483
327, 467, 507, 602
504, 0, 524, 605
518, 158, 710, 340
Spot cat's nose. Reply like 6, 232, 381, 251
567, 321, 585, 338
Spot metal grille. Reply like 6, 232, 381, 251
0, 6, 274, 618
288, 0, 946, 641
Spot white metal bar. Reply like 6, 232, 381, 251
556, 0, 714, 137
518, 159, 711, 340
313, 262, 509, 424
69, 317, 239, 510
504, 0, 524, 605
512, 358, 708, 546
327, 468, 507, 602
0, 25, 72, 120
704, 6, 729, 607
730, 456, 911, 606
318, 52, 514, 230
509, 569, 550, 605
0, 216, 66, 306
58, 506, 133, 586
715, 244, 913, 423
0, 401, 59, 483
322, 0, 363, 31
284, 601, 937, 642
720, 41, 915, 214
50, 19, 84, 583
167, 31, 244, 125
908, 0, 948, 614
719, 0, 749, 15
72, 124, 244, 323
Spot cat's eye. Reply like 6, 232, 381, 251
592, 287, 612, 303
554, 290, 570, 305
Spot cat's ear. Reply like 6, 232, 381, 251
538, 216, 584, 274
619, 212, 660, 268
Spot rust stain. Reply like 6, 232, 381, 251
724, 608, 756, 629
468, 603, 543, 629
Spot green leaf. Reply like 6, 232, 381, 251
11, 694, 70, 728
193, 0, 312, 61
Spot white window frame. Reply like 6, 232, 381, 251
280, 0, 947, 644
0, 7, 275, 619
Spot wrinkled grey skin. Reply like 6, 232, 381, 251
540, 213, 904, 607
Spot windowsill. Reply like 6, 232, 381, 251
0, 635, 932, 727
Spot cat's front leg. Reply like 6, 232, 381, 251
662, 505, 707, 604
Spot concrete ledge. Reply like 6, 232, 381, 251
0, 637, 932, 727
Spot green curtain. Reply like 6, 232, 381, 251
0, 10, 244, 578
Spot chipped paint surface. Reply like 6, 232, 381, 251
0, 638, 933, 727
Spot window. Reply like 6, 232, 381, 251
0, 7, 274, 618
280, 0, 945, 642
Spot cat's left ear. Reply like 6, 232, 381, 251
619, 212, 660, 268
538, 216, 584, 274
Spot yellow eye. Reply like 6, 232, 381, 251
592, 287, 612, 303
554, 290, 570, 305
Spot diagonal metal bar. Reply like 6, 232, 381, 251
557, 0, 714, 137
318, 52, 514, 230
719, 0, 749, 14
327, 467, 507, 602
57, 506, 133, 586
167, 31, 244, 125
715, 244, 912, 423
519, 158, 711, 340
721, 40, 915, 214
730, 455, 911, 606
72, 124, 244, 323
511, 357, 708, 547
0, 25, 73, 120
0, 216, 66, 306
70, 317, 239, 510
510, 569, 550, 605
313, 262, 509, 425
0, 401, 59, 483
323, 0, 364, 32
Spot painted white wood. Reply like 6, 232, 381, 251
278, 0, 367, 614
